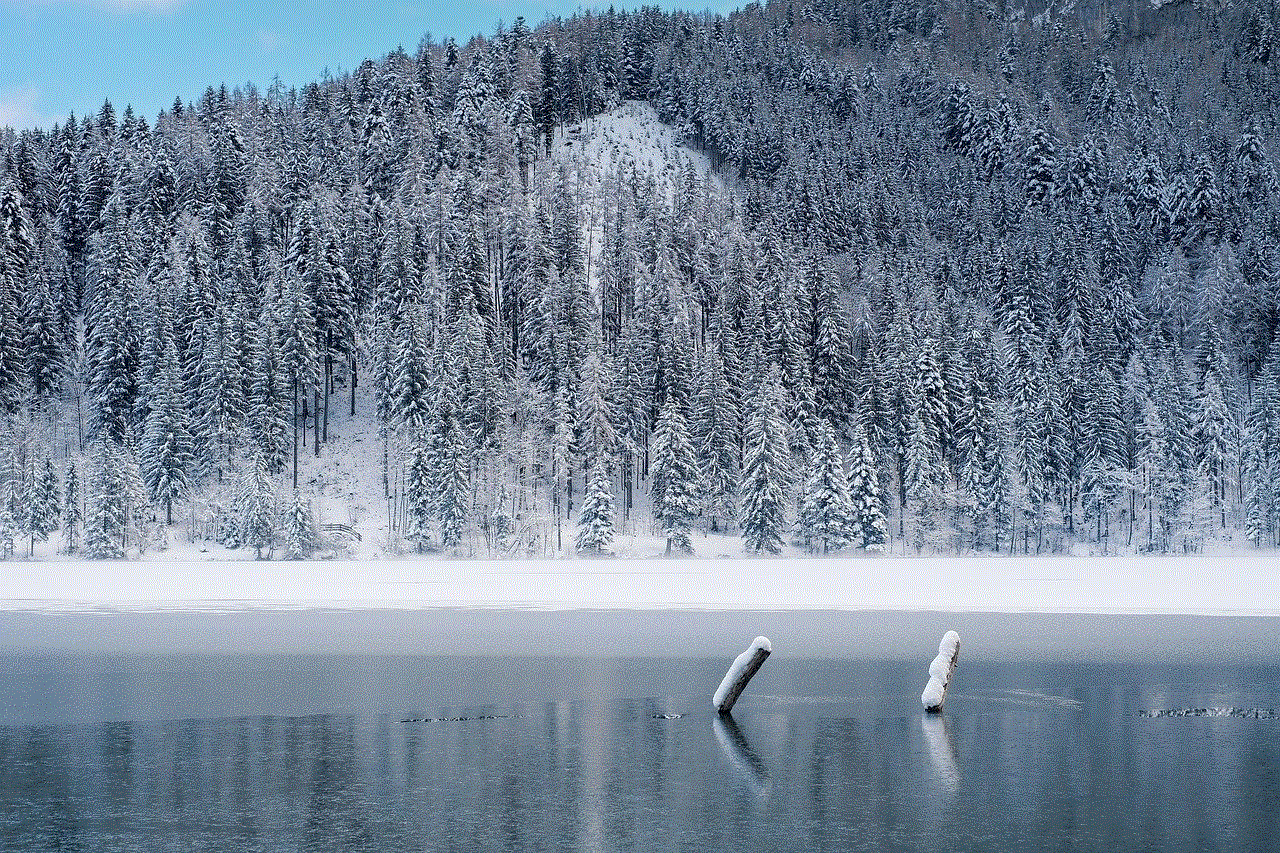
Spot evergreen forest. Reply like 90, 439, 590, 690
1, 0, 1280, 558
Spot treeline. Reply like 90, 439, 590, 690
0, 0, 1279, 557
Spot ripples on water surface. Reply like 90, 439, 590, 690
1, 639, 1278, 851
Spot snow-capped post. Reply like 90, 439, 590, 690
714, 636, 772, 715
921, 631, 960, 713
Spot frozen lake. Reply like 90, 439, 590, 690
1, 609, 1277, 851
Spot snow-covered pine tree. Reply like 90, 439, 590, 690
650, 394, 699, 555
799, 420, 855, 554
1023, 125, 1057, 211
1126, 152, 1167, 235
576, 460, 616, 556
277, 265, 321, 484
0, 442, 21, 560
86, 210, 141, 442
905, 337, 952, 552
808, 255, 854, 433
1243, 1, 1275, 64
199, 305, 245, 480
24, 271, 67, 404
283, 488, 316, 560
0, 185, 32, 414
1134, 397, 1171, 551
939, 82, 978, 155
848, 425, 887, 551
976, 96, 1013, 179
85, 441, 129, 559
692, 332, 741, 532
1080, 362, 1125, 546
1186, 154, 1221, 243
23, 458, 60, 557
405, 442, 434, 552
1086, 58, 1118, 123
247, 312, 291, 475
547, 383, 574, 550
391, 304, 433, 433
0, 494, 14, 560
140, 339, 196, 524
63, 461, 81, 554
236, 455, 278, 560
430, 404, 471, 554
1195, 343, 1233, 529
740, 366, 792, 555
315, 234, 355, 430
1001, 252, 1049, 551
1244, 349, 1280, 546
135, 249, 181, 433
576, 347, 619, 471
1066, 138, 1104, 211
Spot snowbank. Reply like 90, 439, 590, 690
3, 554, 1279, 615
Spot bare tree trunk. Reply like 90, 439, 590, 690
292, 377, 299, 491
323, 357, 331, 444
1128, 489, 1135, 548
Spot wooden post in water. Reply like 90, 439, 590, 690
921, 631, 960, 713
714, 636, 772, 715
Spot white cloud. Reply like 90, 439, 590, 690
0, 87, 58, 131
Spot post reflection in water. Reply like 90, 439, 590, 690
919, 711, 960, 840
0, 655, 1277, 852
712, 713, 770, 799
921, 712, 959, 796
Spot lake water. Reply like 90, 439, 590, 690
1, 612, 1278, 851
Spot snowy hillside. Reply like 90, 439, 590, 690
3, 1, 1279, 571
551, 100, 724, 199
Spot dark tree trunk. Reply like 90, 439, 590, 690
292, 376, 299, 491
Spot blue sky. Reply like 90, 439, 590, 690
0, 0, 687, 131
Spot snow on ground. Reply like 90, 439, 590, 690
550, 100, 725, 297
3, 554, 1278, 616
293, 389, 395, 555
551, 100, 722, 198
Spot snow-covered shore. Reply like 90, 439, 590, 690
2, 554, 1277, 616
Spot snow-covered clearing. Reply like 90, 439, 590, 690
550, 100, 724, 297
551, 100, 722, 198
3, 554, 1277, 615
